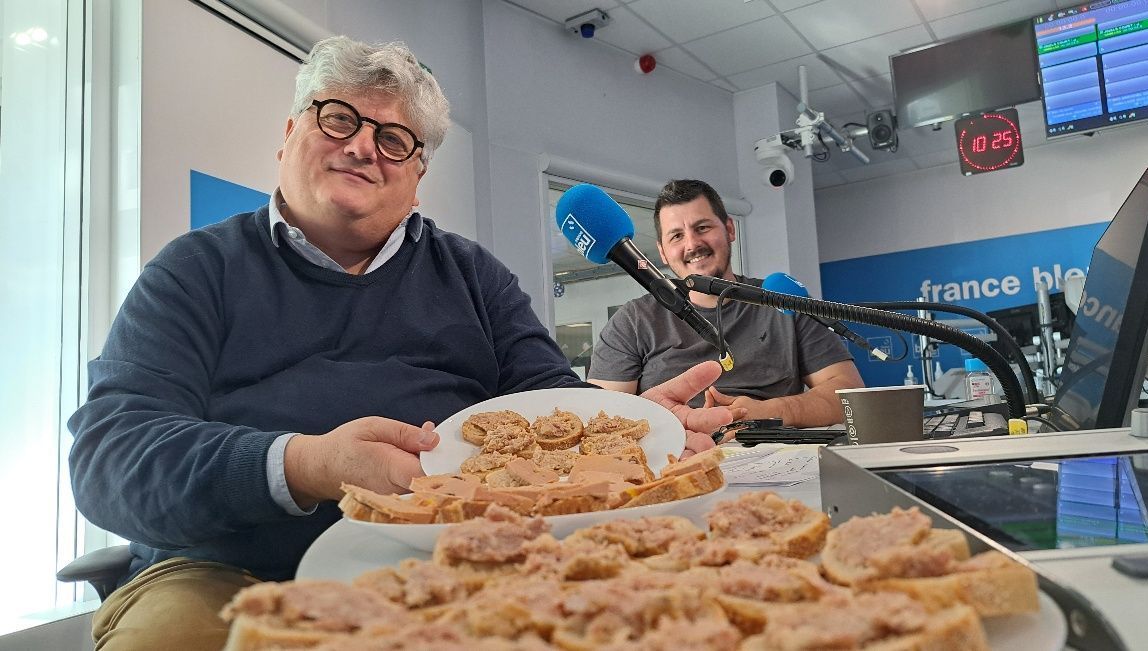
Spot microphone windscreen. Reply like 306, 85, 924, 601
555, 184, 635, 264
761, 272, 810, 297
761, 272, 808, 315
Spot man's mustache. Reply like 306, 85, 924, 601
683, 247, 713, 263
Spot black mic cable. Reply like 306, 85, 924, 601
857, 300, 1041, 405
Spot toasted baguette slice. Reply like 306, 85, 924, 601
408, 474, 481, 499
585, 410, 650, 440
531, 408, 585, 450
866, 551, 1039, 618
460, 410, 529, 446
578, 434, 647, 465
432, 504, 549, 569
566, 470, 635, 508
222, 615, 339, 650
435, 499, 491, 523
737, 593, 988, 651
531, 447, 581, 475
862, 603, 988, 651
921, 527, 971, 562
569, 454, 653, 484
821, 507, 969, 587
642, 537, 789, 572
706, 491, 829, 559
471, 484, 539, 515
339, 483, 437, 524
479, 424, 538, 459
565, 515, 705, 557
484, 468, 518, 488
659, 446, 726, 478
220, 581, 412, 651
458, 451, 512, 479
534, 480, 611, 515
617, 465, 724, 508
505, 457, 561, 485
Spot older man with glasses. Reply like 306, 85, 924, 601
67, 36, 739, 650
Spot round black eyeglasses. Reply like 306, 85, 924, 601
309, 98, 425, 163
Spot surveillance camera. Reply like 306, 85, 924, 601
761, 159, 794, 188
754, 137, 795, 188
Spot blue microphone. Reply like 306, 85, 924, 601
556, 184, 733, 370
762, 272, 888, 361
761, 272, 807, 316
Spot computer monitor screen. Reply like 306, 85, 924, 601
986, 294, 1074, 359
892, 21, 1041, 129
1035, 0, 1148, 138
876, 453, 1148, 552
1050, 169, 1148, 430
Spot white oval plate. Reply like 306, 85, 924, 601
982, 590, 1067, 651
344, 484, 727, 553
420, 387, 686, 478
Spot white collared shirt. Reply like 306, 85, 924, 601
267, 189, 410, 274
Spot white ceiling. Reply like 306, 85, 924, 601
502, 0, 1083, 188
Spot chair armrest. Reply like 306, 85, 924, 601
56, 545, 133, 601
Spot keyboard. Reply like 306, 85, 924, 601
923, 408, 1009, 439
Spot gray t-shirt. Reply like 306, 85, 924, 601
589, 276, 853, 407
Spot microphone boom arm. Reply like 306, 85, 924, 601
684, 274, 1027, 418
858, 300, 1040, 404
610, 240, 734, 370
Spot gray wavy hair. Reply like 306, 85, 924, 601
291, 36, 450, 167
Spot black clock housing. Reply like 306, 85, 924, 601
955, 108, 1025, 176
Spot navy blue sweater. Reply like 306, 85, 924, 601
68, 208, 581, 581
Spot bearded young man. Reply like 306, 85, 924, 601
589, 179, 863, 427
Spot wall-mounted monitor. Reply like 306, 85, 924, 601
891, 22, 1042, 129
1035, 0, 1148, 137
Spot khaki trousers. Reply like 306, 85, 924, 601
92, 557, 261, 651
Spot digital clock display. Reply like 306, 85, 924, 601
954, 108, 1024, 176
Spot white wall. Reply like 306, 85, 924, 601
816, 123, 1148, 263
733, 83, 822, 296
480, 0, 741, 327
140, 0, 296, 262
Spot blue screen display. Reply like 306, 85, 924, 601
1035, 0, 1148, 136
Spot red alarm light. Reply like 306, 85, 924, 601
954, 108, 1024, 176
635, 54, 656, 74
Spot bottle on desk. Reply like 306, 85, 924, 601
904, 365, 917, 386
964, 358, 994, 400
1035, 368, 1048, 399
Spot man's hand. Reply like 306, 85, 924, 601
704, 386, 760, 412
284, 417, 440, 509
641, 360, 747, 457
703, 360, 862, 428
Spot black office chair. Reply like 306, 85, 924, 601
56, 545, 133, 601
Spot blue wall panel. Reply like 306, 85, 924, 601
819, 222, 1108, 388
190, 170, 270, 229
